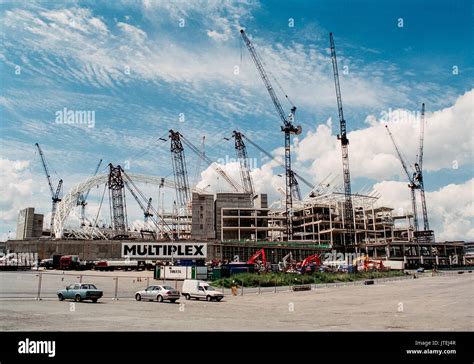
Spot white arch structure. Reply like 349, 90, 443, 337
53, 173, 199, 239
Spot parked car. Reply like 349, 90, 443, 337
181, 279, 224, 302
135, 285, 180, 303
57, 283, 103, 303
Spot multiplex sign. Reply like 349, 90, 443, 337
122, 243, 207, 259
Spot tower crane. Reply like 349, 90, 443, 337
232, 130, 255, 198
169, 130, 191, 207
329, 33, 354, 246
414, 103, 431, 236
35, 143, 63, 235
77, 159, 103, 226
240, 29, 302, 241
385, 125, 419, 238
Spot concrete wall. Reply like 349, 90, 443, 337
191, 193, 215, 240
5, 239, 223, 261
254, 194, 268, 209
15, 208, 44, 240
5, 239, 124, 261
221, 208, 270, 241
215, 193, 252, 241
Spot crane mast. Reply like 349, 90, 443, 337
169, 130, 191, 207
35, 143, 63, 235
232, 131, 255, 198
240, 29, 301, 240
385, 125, 420, 237
108, 164, 128, 237
289, 170, 302, 201
415, 103, 430, 232
329, 33, 354, 246
144, 198, 153, 223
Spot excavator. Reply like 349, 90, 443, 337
296, 254, 322, 274
352, 255, 385, 272
247, 249, 267, 272
279, 252, 294, 272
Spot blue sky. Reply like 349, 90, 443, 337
0, 0, 472, 240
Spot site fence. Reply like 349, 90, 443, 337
1, 270, 465, 300
0, 271, 182, 300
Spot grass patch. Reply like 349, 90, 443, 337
211, 270, 405, 288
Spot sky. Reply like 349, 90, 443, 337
0, 0, 473, 241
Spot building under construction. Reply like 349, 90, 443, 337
6, 186, 465, 268
4, 30, 466, 268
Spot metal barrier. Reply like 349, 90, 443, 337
0, 269, 469, 300
0, 271, 161, 300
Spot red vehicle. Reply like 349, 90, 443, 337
58, 255, 93, 270
59, 255, 80, 270
247, 249, 267, 271
297, 254, 322, 274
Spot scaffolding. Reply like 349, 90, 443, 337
268, 192, 414, 248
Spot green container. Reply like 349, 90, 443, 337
154, 266, 160, 280
212, 267, 222, 280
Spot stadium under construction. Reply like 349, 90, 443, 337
4, 31, 467, 268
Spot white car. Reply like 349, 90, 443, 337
135, 285, 180, 303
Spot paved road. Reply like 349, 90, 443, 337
1, 272, 472, 331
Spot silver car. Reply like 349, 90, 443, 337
135, 285, 180, 303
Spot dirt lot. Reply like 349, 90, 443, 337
0, 271, 472, 331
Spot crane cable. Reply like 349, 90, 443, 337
240, 34, 295, 110
93, 181, 108, 228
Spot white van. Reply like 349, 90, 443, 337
181, 280, 224, 302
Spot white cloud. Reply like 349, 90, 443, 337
293, 89, 474, 182
195, 91, 474, 239
39, 8, 108, 34
140, 0, 256, 41
207, 29, 229, 41
117, 22, 147, 43
0, 158, 36, 223
1, 3, 472, 241
374, 179, 474, 241
2, 2, 446, 116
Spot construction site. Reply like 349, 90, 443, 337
4, 30, 466, 270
